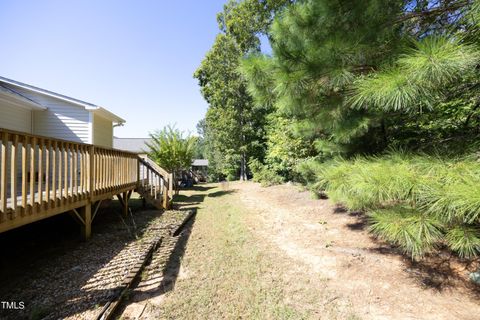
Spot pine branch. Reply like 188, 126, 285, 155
394, 0, 471, 25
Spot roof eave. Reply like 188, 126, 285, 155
0, 85, 46, 110
0, 76, 96, 109
88, 107, 126, 124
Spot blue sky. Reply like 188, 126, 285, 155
0, 0, 226, 137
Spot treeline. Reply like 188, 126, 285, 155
195, 0, 480, 258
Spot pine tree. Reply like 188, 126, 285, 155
243, 0, 479, 156
242, 0, 480, 259
243, 0, 406, 157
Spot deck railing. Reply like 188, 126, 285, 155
0, 128, 170, 235
92, 146, 138, 200
138, 157, 173, 209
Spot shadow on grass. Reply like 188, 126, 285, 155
113, 184, 236, 311
174, 184, 235, 210
156, 212, 196, 294
346, 216, 369, 231
183, 185, 216, 192
365, 234, 480, 296
333, 205, 369, 231
208, 190, 235, 198
333, 205, 348, 214
173, 194, 206, 203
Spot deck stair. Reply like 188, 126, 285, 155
137, 157, 173, 210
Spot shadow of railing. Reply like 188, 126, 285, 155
112, 183, 236, 314
0, 195, 163, 320
113, 212, 197, 314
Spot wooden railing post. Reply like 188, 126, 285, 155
162, 177, 169, 209
11, 135, 18, 216
30, 136, 36, 214
168, 173, 173, 209
0, 132, 7, 220
137, 157, 140, 189
22, 137, 28, 213
88, 145, 94, 197
81, 145, 95, 240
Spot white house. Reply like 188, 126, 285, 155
0, 76, 124, 147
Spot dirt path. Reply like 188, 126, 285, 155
235, 182, 479, 320
119, 182, 478, 319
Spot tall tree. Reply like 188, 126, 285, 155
195, 34, 255, 180
242, 0, 479, 158
217, 0, 294, 51
195, 0, 291, 180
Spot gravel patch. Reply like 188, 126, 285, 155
0, 198, 191, 320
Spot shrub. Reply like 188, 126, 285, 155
417, 160, 480, 224
295, 158, 331, 196
249, 159, 285, 187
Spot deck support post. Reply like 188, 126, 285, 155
80, 202, 92, 241
122, 191, 128, 217
116, 190, 132, 217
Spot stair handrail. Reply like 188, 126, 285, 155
137, 156, 173, 209
138, 156, 170, 178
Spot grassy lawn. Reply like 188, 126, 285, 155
156, 184, 307, 319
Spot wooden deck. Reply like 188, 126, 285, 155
0, 128, 172, 238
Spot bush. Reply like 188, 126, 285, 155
249, 159, 285, 187
295, 158, 332, 196
303, 152, 480, 259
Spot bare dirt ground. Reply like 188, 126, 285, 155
118, 182, 479, 319
235, 182, 479, 320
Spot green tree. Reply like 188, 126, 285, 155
241, 0, 480, 259
263, 112, 316, 180
217, 0, 294, 51
194, 33, 253, 180
146, 125, 196, 194
243, 0, 479, 157
195, 0, 291, 180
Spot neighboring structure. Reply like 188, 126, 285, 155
113, 137, 152, 157
0, 76, 124, 147
192, 159, 208, 168
191, 159, 208, 182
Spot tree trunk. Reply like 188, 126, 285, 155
173, 171, 180, 195
240, 152, 247, 181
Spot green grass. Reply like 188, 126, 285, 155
158, 185, 306, 319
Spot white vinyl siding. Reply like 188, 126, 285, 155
93, 113, 113, 148
0, 102, 32, 133
4, 85, 90, 143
